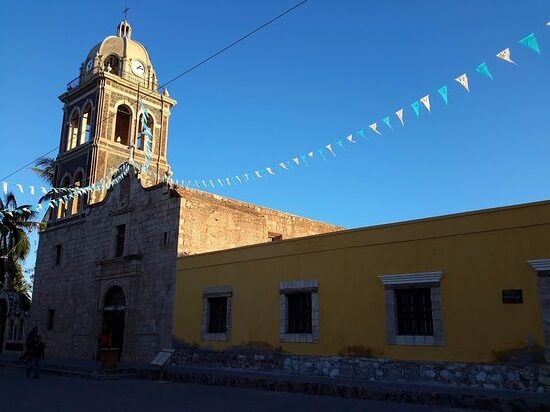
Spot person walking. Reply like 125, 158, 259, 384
20, 326, 38, 362
26, 335, 45, 379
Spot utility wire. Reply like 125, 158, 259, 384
1, 0, 310, 183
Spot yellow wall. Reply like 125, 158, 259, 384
173, 201, 550, 362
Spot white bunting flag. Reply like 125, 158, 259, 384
326, 144, 336, 157
308, 152, 314, 157
266, 167, 275, 175
194, 180, 199, 188
226, 178, 231, 186
244, 174, 249, 182
547, 21, 550, 26
369, 123, 382, 135
255, 171, 262, 178
16, 184, 24, 193
210, 180, 215, 187
420, 95, 431, 111
279, 162, 288, 170
396, 109, 404, 126
293, 157, 300, 165
2, 182, 7, 194
455, 74, 470, 92
346, 134, 356, 143
217, 179, 223, 187
496, 48, 516, 64
30, 186, 35, 195
202, 180, 207, 188
41, 187, 48, 195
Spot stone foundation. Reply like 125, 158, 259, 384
171, 349, 550, 393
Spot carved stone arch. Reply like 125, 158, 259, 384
57, 172, 73, 219
80, 99, 95, 143
66, 106, 82, 151
71, 167, 86, 214
136, 107, 156, 150
112, 100, 135, 146
99, 283, 128, 362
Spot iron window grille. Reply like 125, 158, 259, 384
287, 292, 312, 334
395, 288, 433, 336
208, 297, 228, 334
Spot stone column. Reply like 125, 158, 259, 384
528, 259, 550, 363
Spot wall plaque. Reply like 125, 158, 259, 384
502, 289, 523, 304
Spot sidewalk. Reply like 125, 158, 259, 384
2, 355, 549, 410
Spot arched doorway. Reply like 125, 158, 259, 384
0, 298, 7, 354
99, 286, 126, 365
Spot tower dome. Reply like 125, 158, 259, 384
79, 21, 158, 91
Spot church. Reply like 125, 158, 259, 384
20, 20, 550, 387
27, 20, 342, 363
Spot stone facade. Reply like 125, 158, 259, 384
29, 173, 342, 362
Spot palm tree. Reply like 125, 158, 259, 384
0, 192, 38, 295
31, 156, 56, 186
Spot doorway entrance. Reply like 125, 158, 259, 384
99, 286, 126, 364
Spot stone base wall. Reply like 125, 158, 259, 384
171, 349, 550, 393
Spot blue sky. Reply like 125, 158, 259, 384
1, 1, 549, 272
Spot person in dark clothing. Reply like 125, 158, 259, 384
20, 327, 38, 362
26, 335, 45, 379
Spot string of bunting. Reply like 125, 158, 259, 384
0, 24, 547, 215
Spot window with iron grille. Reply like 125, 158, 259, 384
395, 288, 433, 336
115, 224, 126, 257
287, 292, 312, 334
208, 297, 228, 334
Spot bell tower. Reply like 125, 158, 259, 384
52, 20, 177, 217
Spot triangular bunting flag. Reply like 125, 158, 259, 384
266, 167, 275, 175
455, 74, 470, 92
30, 186, 35, 195
293, 157, 300, 165
420, 95, 431, 111
396, 109, 404, 126
382, 116, 392, 130
496, 48, 516, 64
326, 144, 336, 157
346, 134, 356, 143
225, 178, 231, 186
476, 63, 493, 80
244, 174, 249, 182
308, 151, 314, 157
437, 86, 448, 104
411, 101, 420, 117
255, 171, 262, 178
336, 140, 346, 151
210, 180, 216, 187
16, 184, 23, 193
279, 162, 288, 170
2, 182, 7, 194
317, 148, 326, 160
301, 155, 308, 166
518, 32, 540, 54
356, 129, 365, 138
369, 123, 381, 135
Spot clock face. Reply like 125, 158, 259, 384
131, 60, 145, 77
85, 59, 94, 72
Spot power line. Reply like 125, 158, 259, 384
1, 0, 310, 183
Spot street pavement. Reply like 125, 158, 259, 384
0, 370, 454, 412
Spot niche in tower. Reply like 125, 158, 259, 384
114, 105, 131, 146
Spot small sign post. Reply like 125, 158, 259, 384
150, 349, 174, 381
